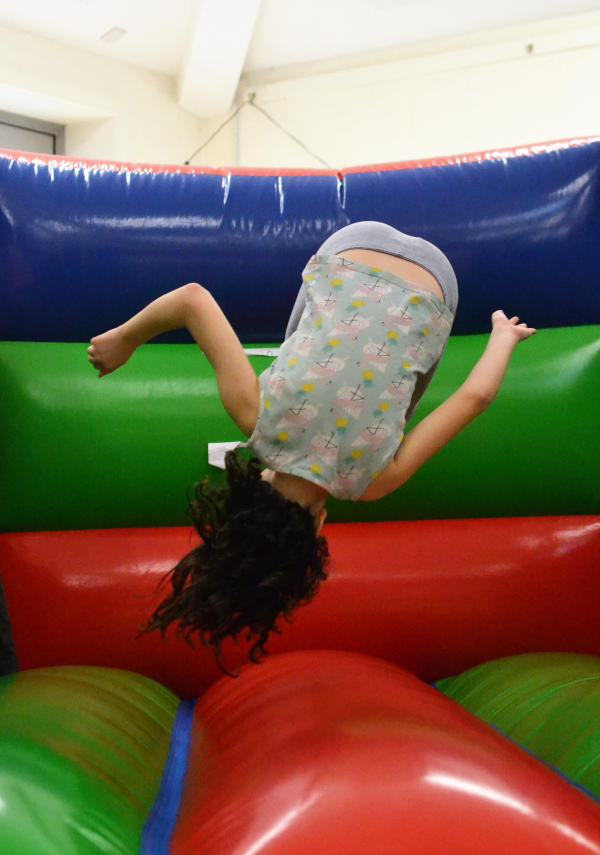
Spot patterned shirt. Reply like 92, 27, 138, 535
248, 254, 454, 500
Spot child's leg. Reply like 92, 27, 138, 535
285, 280, 308, 339
404, 354, 447, 422
0, 577, 18, 677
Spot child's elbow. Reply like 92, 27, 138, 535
180, 282, 210, 319
182, 281, 206, 303
460, 385, 494, 414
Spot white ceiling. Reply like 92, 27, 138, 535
1, 0, 599, 117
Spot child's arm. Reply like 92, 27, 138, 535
87, 283, 260, 436
365, 310, 536, 499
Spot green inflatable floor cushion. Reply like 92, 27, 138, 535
0, 666, 179, 855
437, 653, 600, 800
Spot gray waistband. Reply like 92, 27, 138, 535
317, 221, 458, 315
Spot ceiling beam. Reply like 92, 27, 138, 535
178, 0, 262, 118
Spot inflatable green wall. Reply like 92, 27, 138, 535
1, 324, 598, 531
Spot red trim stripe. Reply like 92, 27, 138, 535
2, 135, 598, 177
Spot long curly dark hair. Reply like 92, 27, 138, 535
141, 450, 329, 669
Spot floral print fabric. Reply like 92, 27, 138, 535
248, 254, 454, 500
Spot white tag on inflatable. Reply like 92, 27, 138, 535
208, 441, 247, 469
243, 347, 281, 357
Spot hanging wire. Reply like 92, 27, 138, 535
183, 100, 246, 165
184, 93, 332, 169
245, 94, 332, 169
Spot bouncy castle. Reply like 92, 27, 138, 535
0, 136, 599, 854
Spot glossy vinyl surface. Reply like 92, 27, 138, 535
0, 666, 178, 855
1, 139, 599, 343
170, 650, 600, 854
342, 141, 600, 334
2, 516, 598, 698
438, 653, 600, 799
1, 325, 598, 532
0, 156, 342, 344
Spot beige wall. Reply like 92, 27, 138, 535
204, 11, 600, 169
0, 24, 213, 165
1, 12, 598, 167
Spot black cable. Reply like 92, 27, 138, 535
184, 100, 246, 165
246, 97, 332, 169
184, 94, 332, 169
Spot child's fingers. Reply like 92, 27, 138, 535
491, 309, 536, 339
87, 351, 105, 372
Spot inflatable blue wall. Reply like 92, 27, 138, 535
1, 140, 599, 344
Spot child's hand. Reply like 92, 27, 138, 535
491, 309, 536, 343
87, 327, 136, 377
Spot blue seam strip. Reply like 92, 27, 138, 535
140, 698, 197, 855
